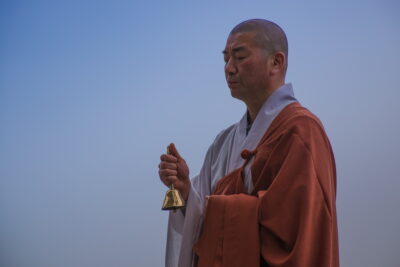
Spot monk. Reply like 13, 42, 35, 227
158, 19, 339, 267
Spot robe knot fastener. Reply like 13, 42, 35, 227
241, 149, 257, 161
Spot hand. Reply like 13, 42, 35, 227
158, 143, 191, 201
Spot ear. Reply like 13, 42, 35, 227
270, 52, 285, 74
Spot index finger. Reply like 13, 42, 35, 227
160, 154, 178, 163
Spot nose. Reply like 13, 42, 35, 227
225, 58, 237, 77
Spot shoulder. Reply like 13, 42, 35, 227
194, 122, 237, 173
282, 105, 334, 164
214, 123, 237, 145
289, 108, 325, 134
204, 122, 238, 160
266, 103, 332, 155
274, 103, 327, 139
212, 123, 238, 148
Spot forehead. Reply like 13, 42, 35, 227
224, 31, 259, 51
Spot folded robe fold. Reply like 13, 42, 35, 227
193, 193, 260, 267
193, 103, 339, 267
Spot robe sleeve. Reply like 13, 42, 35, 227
194, 130, 338, 267
193, 193, 260, 267
166, 144, 215, 267
258, 132, 338, 267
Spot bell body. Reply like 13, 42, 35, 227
162, 187, 185, 211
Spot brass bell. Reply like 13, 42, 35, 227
161, 146, 186, 212
162, 184, 185, 211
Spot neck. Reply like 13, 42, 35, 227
245, 82, 284, 122
246, 94, 270, 122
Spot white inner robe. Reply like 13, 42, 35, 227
165, 83, 297, 267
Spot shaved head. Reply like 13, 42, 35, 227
230, 19, 288, 71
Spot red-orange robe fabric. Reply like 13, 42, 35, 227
193, 102, 339, 267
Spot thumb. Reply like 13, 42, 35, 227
168, 143, 182, 159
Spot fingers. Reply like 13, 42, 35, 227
160, 154, 177, 163
159, 168, 178, 178
159, 175, 181, 188
159, 162, 177, 170
158, 159, 177, 176
158, 160, 178, 187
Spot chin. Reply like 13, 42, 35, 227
229, 89, 244, 101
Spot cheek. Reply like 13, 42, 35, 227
240, 61, 254, 72
239, 62, 258, 81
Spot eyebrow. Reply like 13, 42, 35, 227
222, 46, 247, 55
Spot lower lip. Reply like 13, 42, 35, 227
228, 82, 239, 86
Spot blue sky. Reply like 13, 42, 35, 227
1, 1, 399, 266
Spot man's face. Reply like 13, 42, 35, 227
223, 32, 271, 101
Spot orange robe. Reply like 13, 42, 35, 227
193, 102, 339, 267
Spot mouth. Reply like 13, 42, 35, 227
227, 81, 239, 86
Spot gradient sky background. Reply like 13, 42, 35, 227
1, 1, 399, 266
